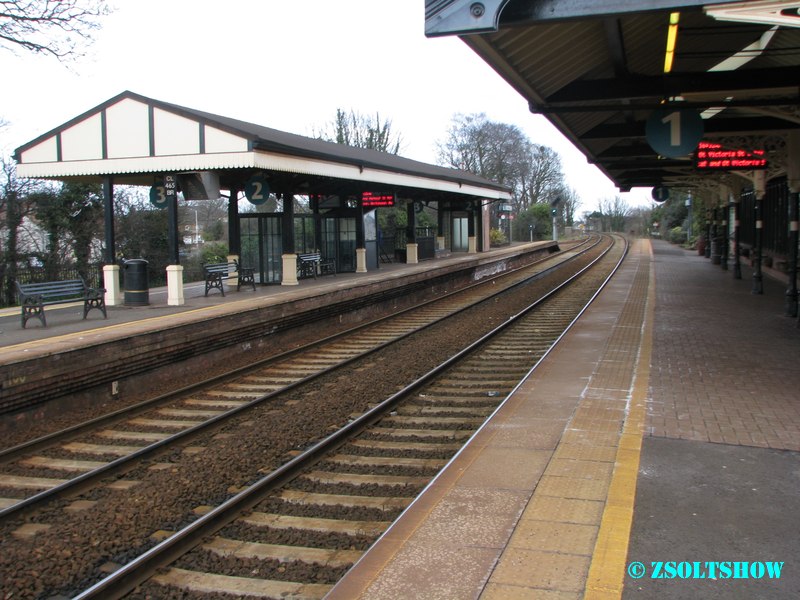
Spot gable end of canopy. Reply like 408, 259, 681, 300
14, 90, 511, 201
15, 92, 253, 168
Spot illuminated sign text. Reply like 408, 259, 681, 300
696, 142, 766, 170
362, 191, 395, 207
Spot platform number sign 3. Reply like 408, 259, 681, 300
245, 174, 270, 205
150, 174, 177, 209
645, 109, 704, 159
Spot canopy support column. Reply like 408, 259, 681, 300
752, 171, 766, 295
437, 202, 445, 250
405, 199, 418, 264
228, 187, 241, 256
731, 190, 741, 280
468, 203, 477, 253
166, 174, 184, 305
281, 193, 298, 285
786, 188, 798, 318
786, 132, 800, 317
102, 176, 122, 306
719, 188, 729, 271
356, 203, 367, 273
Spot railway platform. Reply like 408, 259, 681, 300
327, 238, 800, 600
0, 242, 556, 351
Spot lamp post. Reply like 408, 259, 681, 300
685, 193, 692, 243
550, 196, 561, 241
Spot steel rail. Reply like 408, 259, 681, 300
0, 238, 600, 521
73, 234, 623, 600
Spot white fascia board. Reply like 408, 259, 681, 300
16, 150, 511, 200
16, 152, 258, 179
251, 151, 512, 200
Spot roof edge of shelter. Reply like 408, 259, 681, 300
13, 90, 511, 198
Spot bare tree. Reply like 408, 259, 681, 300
518, 144, 564, 210
436, 113, 527, 186
552, 185, 581, 227
0, 0, 110, 61
627, 205, 653, 237
184, 197, 229, 242
436, 113, 566, 227
314, 108, 403, 155
597, 196, 631, 232
0, 155, 47, 303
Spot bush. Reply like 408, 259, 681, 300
668, 226, 687, 245
490, 228, 507, 246
200, 242, 230, 264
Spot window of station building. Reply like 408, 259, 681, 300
294, 215, 316, 254
338, 217, 357, 272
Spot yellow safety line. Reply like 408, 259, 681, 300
584, 240, 654, 599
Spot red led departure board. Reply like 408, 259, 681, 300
362, 191, 395, 207
695, 141, 766, 170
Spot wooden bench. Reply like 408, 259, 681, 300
203, 260, 256, 296
15, 278, 107, 328
297, 253, 336, 279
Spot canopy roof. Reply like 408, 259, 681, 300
426, 0, 800, 193
15, 90, 511, 202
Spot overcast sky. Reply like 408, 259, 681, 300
1, 0, 654, 212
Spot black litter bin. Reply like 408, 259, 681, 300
124, 259, 149, 306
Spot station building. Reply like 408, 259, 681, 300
13, 91, 511, 306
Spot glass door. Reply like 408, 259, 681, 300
321, 216, 357, 273
240, 215, 282, 284
452, 214, 469, 252
338, 217, 356, 272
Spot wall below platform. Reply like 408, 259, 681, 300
0, 243, 558, 433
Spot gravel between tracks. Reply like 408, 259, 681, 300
0, 250, 599, 599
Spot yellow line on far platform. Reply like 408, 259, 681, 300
0, 299, 251, 353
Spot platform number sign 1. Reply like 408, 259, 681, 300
150, 174, 177, 209
645, 109, 704, 159
245, 174, 270, 205
652, 186, 670, 203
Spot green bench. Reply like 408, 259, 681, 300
15, 278, 107, 328
297, 253, 336, 279
203, 261, 256, 296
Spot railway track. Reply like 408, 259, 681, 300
60, 234, 627, 599
0, 237, 595, 521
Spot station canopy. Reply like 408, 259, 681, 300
426, 0, 800, 192
14, 90, 511, 203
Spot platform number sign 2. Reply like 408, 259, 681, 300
245, 174, 270, 206
645, 109, 704, 159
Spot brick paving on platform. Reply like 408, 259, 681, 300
646, 241, 800, 452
